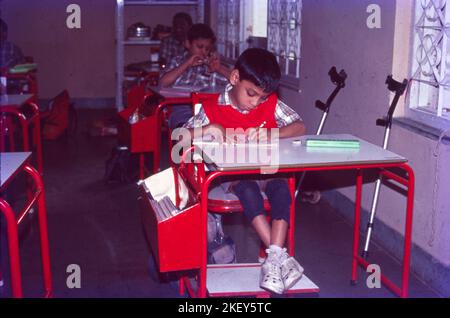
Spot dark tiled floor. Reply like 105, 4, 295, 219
0, 109, 440, 298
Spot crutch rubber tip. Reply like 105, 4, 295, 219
350, 280, 358, 286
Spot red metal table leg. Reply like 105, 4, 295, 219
153, 147, 160, 174
355, 164, 415, 297
288, 175, 296, 256
25, 165, 53, 297
351, 169, 363, 284
29, 103, 43, 174
401, 164, 415, 298
0, 164, 53, 298
139, 153, 145, 180
0, 198, 23, 298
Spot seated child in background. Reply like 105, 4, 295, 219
160, 23, 231, 129
182, 48, 306, 294
0, 18, 24, 68
159, 12, 192, 66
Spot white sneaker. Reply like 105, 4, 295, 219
259, 249, 284, 294
279, 250, 304, 290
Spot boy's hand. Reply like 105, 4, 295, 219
248, 128, 270, 142
186, 54, 205, 67
203, 123, 226, 142
206, 52, 221, 73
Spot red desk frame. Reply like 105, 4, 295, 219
0, 96, 43, 174
0, 155, 52, 298
118, 95, 192, 179
6, 72, 38, 101
181, 161, 414, 298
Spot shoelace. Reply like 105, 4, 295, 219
264, 249, 282, 273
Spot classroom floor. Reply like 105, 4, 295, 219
0, 109, 440, 298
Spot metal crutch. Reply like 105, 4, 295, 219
295, 66, 347, 198
361, 75, 408, 258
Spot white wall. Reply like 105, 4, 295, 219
278, 0, 450, 267
1, 0, 197, 99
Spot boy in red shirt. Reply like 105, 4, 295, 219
183, 48, 306, 294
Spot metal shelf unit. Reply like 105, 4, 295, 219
115, 0, 204, 110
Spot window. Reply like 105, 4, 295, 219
216, 0, 242, 61
409, 0, 450, 126
267, 0, 302, 89
215, 0, 302, 90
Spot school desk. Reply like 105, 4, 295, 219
121, 84, 225, 177
185, 133, 414, 298
5, 68, 38, 101
0, 94, 43, 174
157, 83, 227, 99
0, 152, 52, 298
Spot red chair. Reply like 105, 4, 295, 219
117, 85, 192, 178
176, 146, 297, 297
167, 92, 219, 169
0, 100, 43, 174
177, 94, 274, 249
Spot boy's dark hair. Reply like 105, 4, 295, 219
187, 23, 216, 43
173, 12, 193, 26
234, 48, 281, 93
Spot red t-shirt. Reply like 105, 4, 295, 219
202, 93, 278, 130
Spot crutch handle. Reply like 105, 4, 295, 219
315, 66, 348, 113
329, 66, 347, 88
315, 100, 327, 111
376, 117, 387, 127
385, 75, 408, 95
383, 75, 408, 126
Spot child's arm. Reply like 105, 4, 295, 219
178, 123, 226, 148
248, 120, 306, 142
207, 53, 231, 80
160, 54, 205, 87
278, 120, 306, 138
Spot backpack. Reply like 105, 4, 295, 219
41, 90, 76, 140
104, 146, 138, 183
207, 213, 236, 264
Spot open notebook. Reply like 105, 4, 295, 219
158, 84, 213, 98
193, 133, 279, 147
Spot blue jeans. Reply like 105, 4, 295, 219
232, 179, 292, 225
168, 104, 193, 129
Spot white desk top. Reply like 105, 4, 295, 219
0, 94, 33, 107
0, 152, 31, 187
195, 134, 407, 171
157, 84, 226, 98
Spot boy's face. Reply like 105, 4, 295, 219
229, 69, 271, 112
173, 18, 191, 42
185, 38, 214, 60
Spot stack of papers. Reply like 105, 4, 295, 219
149, 195, 181, 221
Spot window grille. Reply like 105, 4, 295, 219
215, 0, 302, 89
409, 0, 450, 120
